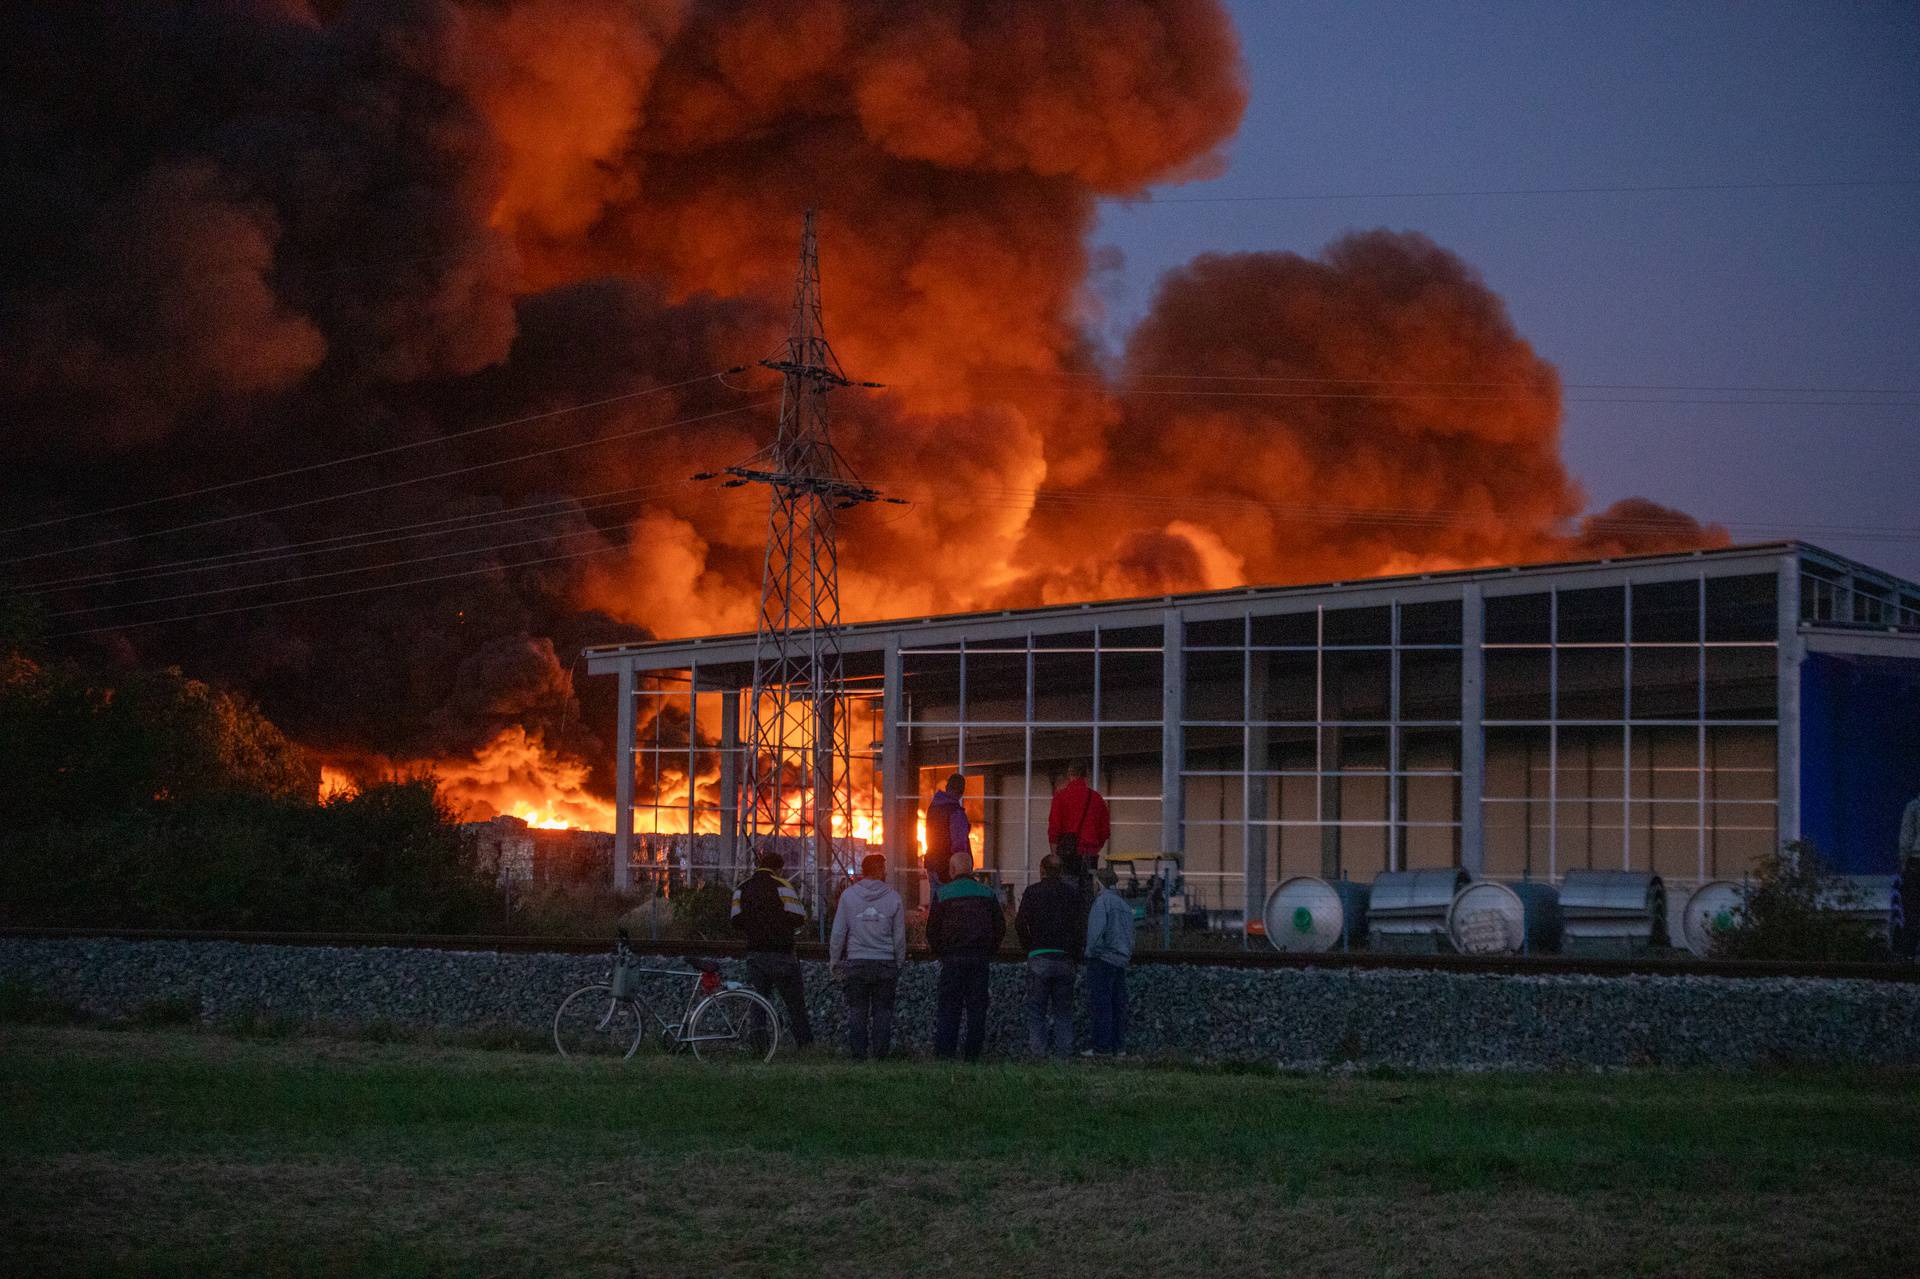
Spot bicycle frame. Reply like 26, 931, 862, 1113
606, 941, 762, 1049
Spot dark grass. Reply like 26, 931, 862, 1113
2, 1027, 1916, 1278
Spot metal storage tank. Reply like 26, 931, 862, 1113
1262, 877, 1370, 953
1559, 871, 1668, 955
1680, 880, 1746, 957
1367, 868, 1470, 952
1447, 880, 1564, 956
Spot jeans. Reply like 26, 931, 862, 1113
841, 959, 899, 1060
1086, 958, 1128, 1054
1024, 954, 1076, 1058
746, 951, 813, 1048
933, 957, 991, 1061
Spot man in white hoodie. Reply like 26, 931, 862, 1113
830, 853, 908, 1060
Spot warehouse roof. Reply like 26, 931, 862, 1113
585, 541, 1915, 676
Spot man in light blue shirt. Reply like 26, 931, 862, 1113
1083, 866, 1134, 1055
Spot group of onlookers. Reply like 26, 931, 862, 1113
726, 764, 1134, 1061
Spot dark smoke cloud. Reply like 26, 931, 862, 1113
0, 1, 1715, 812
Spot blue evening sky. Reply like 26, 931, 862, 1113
1094, 0, 1920, 579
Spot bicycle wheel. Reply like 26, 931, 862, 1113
686, 988, 779, 1063
552, 984, 643, 1060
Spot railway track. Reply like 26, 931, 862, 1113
5, 926, 1915, 982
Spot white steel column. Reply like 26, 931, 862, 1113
881, 639, 908, 877
1244, 617, 1265, 938
613, 663, 635, 891
1776, 553, 1803, 847
1459, 585, 1485, 875
719, 685, 740, 870
1162, 613, 1185, 856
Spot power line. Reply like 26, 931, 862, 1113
1119, 177, 1920, 205
44, 540, 647, 640
18, 480, 689, 596
45, 510, 656, 621
39, 489, 784, 641
36, 486, 703, 618
0, 399, 776, 570
978, 379, 1918, 408
1013, 369, 1920, 397
0, 370, 742, 538
960, 484, 1920, 544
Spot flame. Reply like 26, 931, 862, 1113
362, 726, 619, 832
318, 765, 357, 801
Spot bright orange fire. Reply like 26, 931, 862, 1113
361, 726, 619, 832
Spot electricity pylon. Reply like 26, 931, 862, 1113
697, 210, 891, 915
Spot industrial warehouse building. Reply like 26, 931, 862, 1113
585, 543, 1920, 937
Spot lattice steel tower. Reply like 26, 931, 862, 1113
708, 211, 885, 908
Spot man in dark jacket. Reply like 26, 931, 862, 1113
922, 773, 972, 897
1015, 854, 1086, 1058
730, 848, 813, 1050
926, 865, 1005, 1061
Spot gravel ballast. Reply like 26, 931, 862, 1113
3, 937, 1917, 1069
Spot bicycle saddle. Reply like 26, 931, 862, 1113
685, 957, 721, 974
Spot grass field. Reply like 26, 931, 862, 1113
2, 1027, 1916, 1278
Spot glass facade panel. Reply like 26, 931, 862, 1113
1258, 651, 1318, 721
1705, 726, 1775, 801
1704, 647, 1776, 720
1630, 646, 1698, 720
1631, 726, 1701, 801
1323, 649, 1391, 721
1099, 647, 1161, 723
1486, 649, 1552, 720
1557, 647, 1625, 720
1399, 599, 1463, 646
1032, 648, 1094, 722
1185, 617, 1243, 647
1558, 586, 1626, 643
964, 649, 1026, 723
1254, 724, 1318, 773
901, 649, 961, 720
1398, 649, 1461, 721
1486, 592, 1550, 644
1705, 574, 1778, 642
1632, 579, 1699, 643
1183, 722, 1242, 767
1251, 611, 1316, 646
1324, 605, 1391, 646
1183, 648, 1244, 720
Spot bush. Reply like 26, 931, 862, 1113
1710, 841, 1891, 963
501, 878, 647, 938
666, 882, 735, 940
0, 780, 498, 933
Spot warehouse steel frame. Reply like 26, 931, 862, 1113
586, 543, 1920, 927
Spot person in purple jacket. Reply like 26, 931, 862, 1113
921, 773, 972, 895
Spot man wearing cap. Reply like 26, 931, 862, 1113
730, 847, 814, 1050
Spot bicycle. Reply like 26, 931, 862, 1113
552, 929, 780, 1063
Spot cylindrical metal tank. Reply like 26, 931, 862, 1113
1447, 880, 1564, 956
1680, 880, 1746, 957
1262, 876, 1370, 953
1559, 871, 1668, 955
1367, 868, 1470, 953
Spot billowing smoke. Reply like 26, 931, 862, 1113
0, 1, 1716, 819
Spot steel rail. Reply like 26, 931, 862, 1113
4, 926, 1915, 982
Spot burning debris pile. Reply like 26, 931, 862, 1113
0, 1, 1721, 831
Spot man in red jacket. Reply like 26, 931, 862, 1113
1047, 762, 1111, 881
